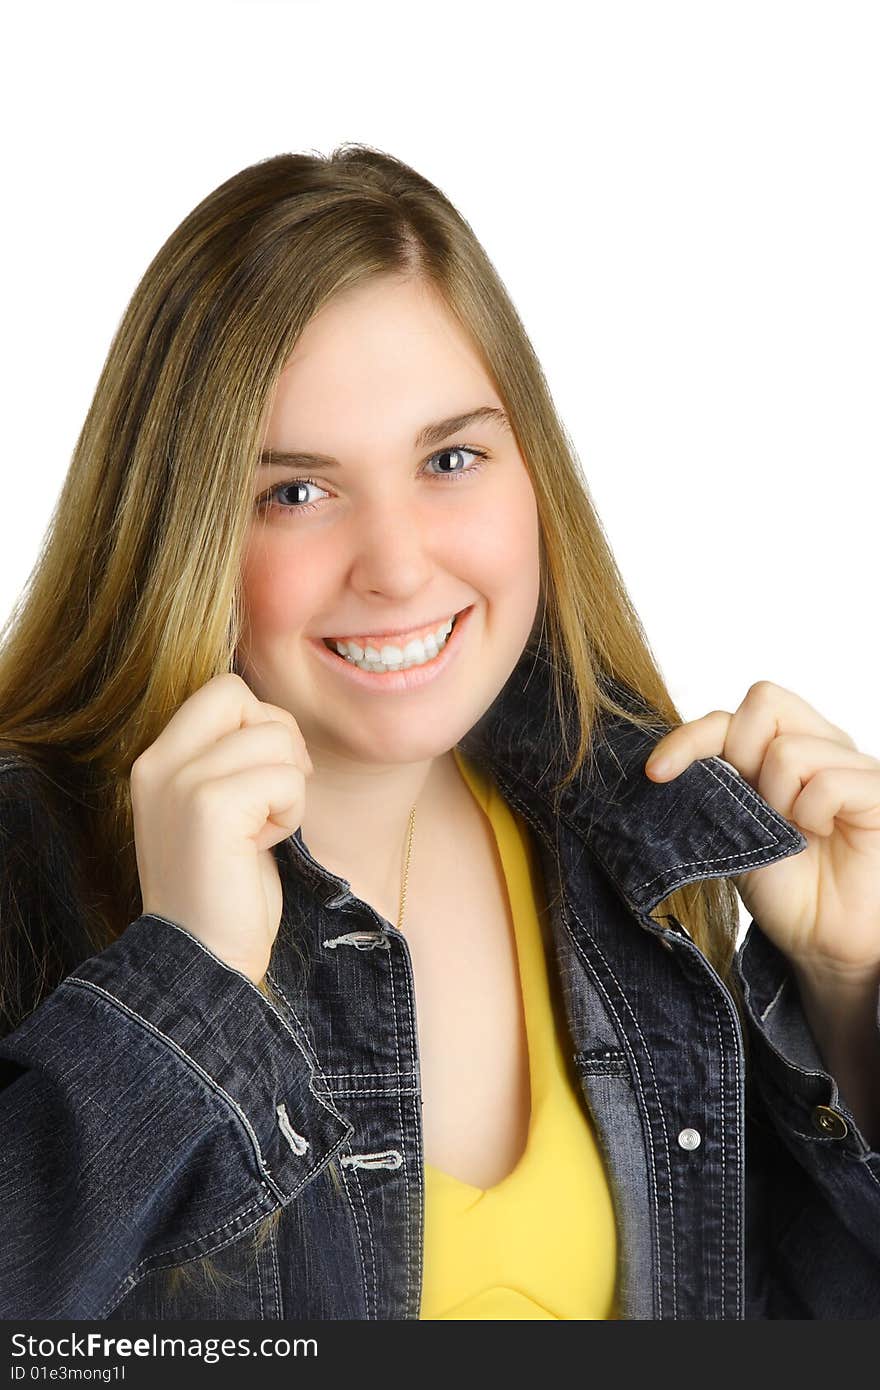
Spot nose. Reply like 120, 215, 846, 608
345, 493, 441, 595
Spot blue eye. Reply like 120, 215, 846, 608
422, 445, 489, 478
257, 477, 329, 516
255, 444, 490, 518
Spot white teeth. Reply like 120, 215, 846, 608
331, 613, 459, 672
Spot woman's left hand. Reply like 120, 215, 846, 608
644, 681, 880, 983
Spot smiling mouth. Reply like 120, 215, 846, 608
321, 610, 464, 671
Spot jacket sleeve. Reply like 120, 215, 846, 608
736, 918, 880, 1318
0, 761, 350, 1320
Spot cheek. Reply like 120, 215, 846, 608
240, 535, 322, 640
460, 469, 540, 590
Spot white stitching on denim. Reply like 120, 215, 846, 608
702, 761, 785, 833
318, 1069, 418, 1079
350, 1164, 378, 1319
144, 913, 256, 971
679, 939, 746, 1318
312, 1087, 420, 1097
583, 932, 676, 1318
710, 992, 727, 1318
634, 760, 802, 892
276, 1103, 309, 1155
498, 751, 772, 1320
95, 1193, 274, 1319
148, 914, 312, 1062
792, 1124, 863, 1147
264, 974, 322, 1067
487, 751, 800, 903
142, 915, 352, 1139
263, 973, 352, 1131
270, 963, 390, 1319
483, 773, 669, 1316
714, 973, 744, 1318
734, 1017, 744, 1319
338, 1158, 371, 1317
271, 978, 419, 1095
264, 969, 372, 1319
760, 977, 787, 1024
269, 1219, 282, 1316
635, 843, 793, 892
386, 941, 414, 1314
97, 1191, 268, 1316
63, 977, 287, 1201
130, 1195, 270, 1265
570, 940, 663, 1313
740, 952, 828, 1083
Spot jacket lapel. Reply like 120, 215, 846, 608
457, 642, 808, 915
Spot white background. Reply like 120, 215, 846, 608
2, 1, 878, 936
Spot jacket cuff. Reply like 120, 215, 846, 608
1, 913, 353, 1317
735, 918, 879, 1160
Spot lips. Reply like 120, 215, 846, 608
321, 609, 464, 653
309, 601, 474, 692
323, 612, 459, 659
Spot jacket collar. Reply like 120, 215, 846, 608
288, 638, 807, 918
456, 640, 807, 915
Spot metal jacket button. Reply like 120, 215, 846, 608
677, 1127, 702, 1150
811, 1104, 848, 1139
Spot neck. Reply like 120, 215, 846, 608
297, 746, 462, 910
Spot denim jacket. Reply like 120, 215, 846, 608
2, 645, 879, 1321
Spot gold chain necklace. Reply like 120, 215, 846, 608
396, 806, 416, 931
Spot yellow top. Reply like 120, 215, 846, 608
418, 747, 619, 1320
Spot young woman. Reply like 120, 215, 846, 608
1, 146, 878, 1321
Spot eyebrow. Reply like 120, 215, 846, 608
258, 406, 510, 469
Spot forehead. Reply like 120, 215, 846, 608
262, 277, 501, 455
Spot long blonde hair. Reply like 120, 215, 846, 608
0, 144, 742, 1293
0, 140, 742, 1005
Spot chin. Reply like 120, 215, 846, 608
344, 726, 464, 766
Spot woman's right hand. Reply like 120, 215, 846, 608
130, 672, 314, 986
